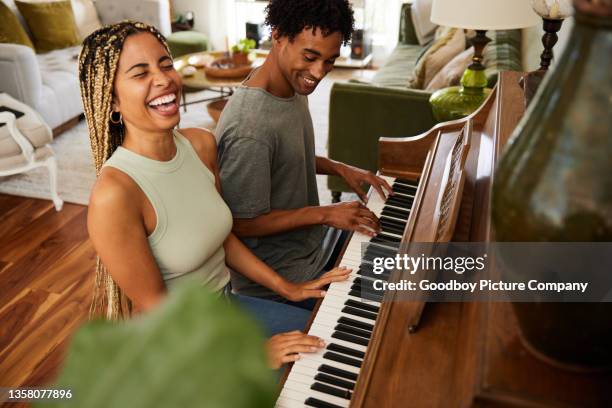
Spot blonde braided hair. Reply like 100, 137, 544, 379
78, 21, 171, 320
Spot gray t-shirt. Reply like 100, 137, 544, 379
215, 85, 327, 298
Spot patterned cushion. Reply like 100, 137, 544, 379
483, 30, 522, 87
409, 27, 466, 89
371, 44, 422, 88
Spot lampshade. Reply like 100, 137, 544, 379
431, 0, 539, 30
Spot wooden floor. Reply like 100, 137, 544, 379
0, 194, 95, 406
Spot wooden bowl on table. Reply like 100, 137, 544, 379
204, 57, 253, 80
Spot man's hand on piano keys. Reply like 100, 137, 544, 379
322, 201, 381, 236
280, 267, 352, 302
335, 163, 394, 203
266, 331, 326, 369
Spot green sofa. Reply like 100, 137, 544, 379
327, 3, 522, 200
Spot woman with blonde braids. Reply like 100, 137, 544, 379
79, 21, 351, 368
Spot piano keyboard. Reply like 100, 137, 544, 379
276, 176, 420, 408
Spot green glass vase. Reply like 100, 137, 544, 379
429, 66, 491, 122
491, 1, 612, 370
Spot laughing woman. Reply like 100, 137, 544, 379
79, 21, 350, 368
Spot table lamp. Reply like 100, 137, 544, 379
429, 0, 539, 121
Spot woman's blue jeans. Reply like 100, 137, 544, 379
229, 292, 310, 337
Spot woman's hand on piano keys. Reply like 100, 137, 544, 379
280, 267, 352, 302
266, 331, 326, 368
322, 201, 381, 236
335, 163, 394, 203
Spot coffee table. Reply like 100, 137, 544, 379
173, 50, 267, 112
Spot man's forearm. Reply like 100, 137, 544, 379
316, 156, 344, 175
233, 206, 327, 238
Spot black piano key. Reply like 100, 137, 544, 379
393, 192, 415, 202
369, 240, 400, 250
385, 197, 412, 207
348, 289, 383, 303
379, 222, 405, 236
357, 266, 387, 277
342, 305, 379, 321
395, 178, 419, 187
364, 244, 397, 259
311, 381, 352, 400
318, 364, 358, 382
332, 330, 369, 347
339, 316, 375, 333
315, 372, 355, 390
386, 196, 413, 207
335, 323, 371, 340
377, 231, 402, 242
323, 351, 362, 368
379, 215, 407, 228
345, 299, 379, 314
351, 282, 379, 295
351, 279, 379, 292
381, 207, 410, 219
305, 397, 344, 408
354, 277, 382, 293
327, 343, 366, 360
371, 234, 401, 245
392, 184, 416, 195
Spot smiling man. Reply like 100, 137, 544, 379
216, 0, 392, 306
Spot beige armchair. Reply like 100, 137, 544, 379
0, 93, 62, 210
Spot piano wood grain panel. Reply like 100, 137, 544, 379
352, 73, 528, 408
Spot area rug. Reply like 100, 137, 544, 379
0, 84, 339, 206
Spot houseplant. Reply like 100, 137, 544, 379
231, 38, 256, 66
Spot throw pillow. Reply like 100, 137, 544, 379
0, 1, 34, 48
411, 0, 437, 45
426, 47, 474, 91
15, 0, 80, 52
409, 27, 466, 90
71, 0, 101, 40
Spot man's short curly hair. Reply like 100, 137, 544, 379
265, 0, 355, 45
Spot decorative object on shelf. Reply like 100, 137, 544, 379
204, 57, 253, 79
492, 0, 612, 371
520, 0, 574, 107
532, 0, 574, 70
231, 38, 256, 66
429, 0, 539, 122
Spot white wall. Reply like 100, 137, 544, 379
172, 0, 236, 51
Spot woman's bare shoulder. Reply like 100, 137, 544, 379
177, 127, 218, 165
89, 167, 141, 215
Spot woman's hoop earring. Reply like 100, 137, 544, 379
110, 111, 123, 125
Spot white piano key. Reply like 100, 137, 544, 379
277, 177, 429, 408
282, 379, 350, 407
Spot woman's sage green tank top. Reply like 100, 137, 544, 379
103, 130, 232, 292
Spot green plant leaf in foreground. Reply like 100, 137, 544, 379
38, 285, 276, 408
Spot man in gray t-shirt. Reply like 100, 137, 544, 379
216, 0, 392, 302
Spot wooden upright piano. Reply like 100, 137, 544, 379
276, 72, 612, 408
